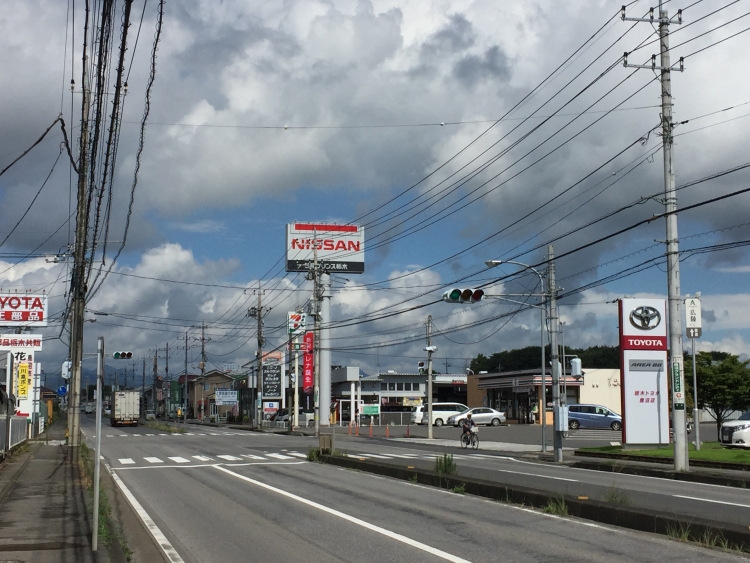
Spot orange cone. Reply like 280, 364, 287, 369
385, 425, 390, 438
355, 425, 359, 436
348, 422, 352, 435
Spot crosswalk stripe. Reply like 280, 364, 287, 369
119, 434, 128, 437
266, 453, 293, 460
287, 452, 307, 458
146, 434, 155, 436
242, 454, 265, 460
217, 455, 242, 461
356, 453, 392, 459
193, 455, 213, 461
119, 458, 135, 465
383, 453, 418, 458
144, 457, 163, 464
168, 456, 190, 464
106, 435, 115, 438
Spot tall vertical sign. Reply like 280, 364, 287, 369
303, 331, 314, 395
619, 299, 670, 445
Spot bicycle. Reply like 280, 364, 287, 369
460, 428, 479, 449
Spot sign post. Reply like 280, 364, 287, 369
685, 294, 702, 450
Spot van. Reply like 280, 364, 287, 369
567, 404, 622, 431
410, 405, 426, 425
420, 402, 469, 427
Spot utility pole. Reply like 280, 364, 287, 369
67, 56, 91, 453
165, 342, 169, 417
152, 350, 158, 414
200, 322, 206, 421
248, 287, 266, 429
623, 2, 688, 471
141, 358, 145, 417
547, 244, 563, 462
184, 331, 188, 422
426, 315, 435, 440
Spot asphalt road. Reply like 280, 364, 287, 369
79, 416, 747, 563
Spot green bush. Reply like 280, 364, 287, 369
434, 453, 458, 475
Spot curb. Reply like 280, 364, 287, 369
320, 454, 750, 552
570, 458, 750, 489
574, 450, 750, 472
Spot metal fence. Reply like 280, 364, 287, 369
0, 417, 28, 453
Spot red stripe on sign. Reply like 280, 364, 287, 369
294, 224, 358, 233
620, 336, 667, 351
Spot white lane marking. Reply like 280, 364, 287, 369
168, 456, 190, 464
494, 468, 577, 482
119, 434, 128, 437
209, 433, 221, 435
383, 453, 420, 459
144, 457, 163, 464
185, 433, 195, 435
105, 463, 185, 563
266, 453, 294, 460
146, 434, 155, 437
287, 452, 308, 458
242, 454, 265, 460
217, 455, 243, 461
355, 453, 392, 459
119, 458, 135, 465
106, 434, 115, 438
673, 495, 750, 508
215, 466, 471, 563
193, 455, 213, 461
116, 462, 306, 470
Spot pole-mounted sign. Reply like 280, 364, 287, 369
685, 296, 702, 339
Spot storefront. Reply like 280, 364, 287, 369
476, 368, 583, 424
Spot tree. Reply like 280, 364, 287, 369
470, 345, 620, 373
685, 352, 750, 434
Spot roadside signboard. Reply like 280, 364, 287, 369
287, 312, 306, 337
262, 364, 283, 399
618, 299, 670, 445
286, 223, 364, 273
0, 335, 43, 351
57, 386, 67, 397
215, 388, 237, 406
0, 295, 48, 327
685, 296, 702, 339
303, 331, 314, 394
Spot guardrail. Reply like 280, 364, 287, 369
0, 416, 29, 453
260, 420, 289, 430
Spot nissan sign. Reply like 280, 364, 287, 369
286, 223, 364, 273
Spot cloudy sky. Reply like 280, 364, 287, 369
1, 0, 749, 385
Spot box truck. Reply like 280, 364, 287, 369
111, 390, 140, 427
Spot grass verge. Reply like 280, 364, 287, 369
434, 453, 458, 475
542, 497, 568, 516
79, 442, 132, 561
579, 442, 750, 465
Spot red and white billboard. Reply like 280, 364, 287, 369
619, 299, 669, 445
303, 331, 314, 394
286, 223, 364, 273
0, 294, 48, 327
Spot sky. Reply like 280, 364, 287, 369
1, 0, 749, 387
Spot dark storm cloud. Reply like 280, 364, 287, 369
703, 309, 717, 323
420, 14, 475, 61
453, 46, 511, 88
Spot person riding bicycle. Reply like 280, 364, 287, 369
460, 413, 477, 440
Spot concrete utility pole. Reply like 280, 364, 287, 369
152, 350, 158, 413
249, 287, 266, 429
141, 358, 145, 417
426, 315, 435, 440
165, 342, 169, 416
547, 245, 563, 463
67, 61, 90, 452
200, 322, 206, 421
319, 274, 332, 427
623, 2, 688, 471
184, 331, 188, 422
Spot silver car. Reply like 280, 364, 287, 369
720, 410, 750, 448
448, 407, 506, 427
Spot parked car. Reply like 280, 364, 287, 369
145, 410, 156, 421
420, 402, 469, 427
567, 404, 622, 431
84, 404, 94, 414
103, 405, 112, 416
276, 408, 307, 423
447, 407, 507, 427
720, 410, 750, 448
410, 405, 426, 425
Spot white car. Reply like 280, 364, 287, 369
447, 407, 507, 427
145, 410, 156, 421
720, 410, 750, 448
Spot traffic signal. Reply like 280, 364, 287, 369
112, 351, 133, 360
442, 288, 484, 303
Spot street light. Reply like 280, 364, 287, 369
485, 259, 548, 453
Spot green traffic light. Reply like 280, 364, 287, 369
448, 289, 462, 300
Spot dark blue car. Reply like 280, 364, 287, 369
568, 404, 622, 431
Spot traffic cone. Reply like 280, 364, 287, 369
385, 425, 390, 438
406, 425, 410, 438
355, 424, 359, 436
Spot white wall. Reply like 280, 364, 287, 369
578, 369, 622, 415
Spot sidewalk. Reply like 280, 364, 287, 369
0, 419, 111, 563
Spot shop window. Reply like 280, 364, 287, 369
388, 383, 396, 391
397, 383, 404, 391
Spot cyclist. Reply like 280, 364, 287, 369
460, 413, 477, 442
